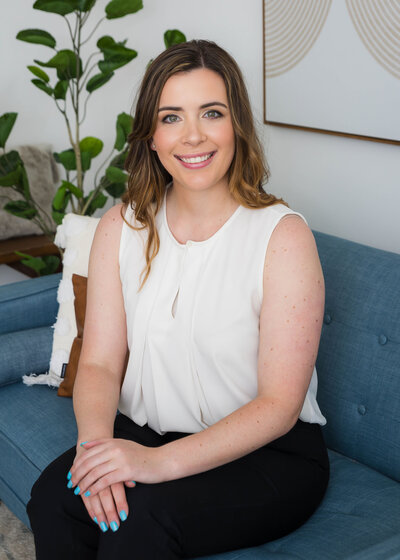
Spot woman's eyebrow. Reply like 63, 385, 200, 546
157, 101, 228, 113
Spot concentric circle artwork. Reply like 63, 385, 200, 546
346, 0, 400, 80
265, 0, 332, 78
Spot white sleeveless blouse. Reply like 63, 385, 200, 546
118, 194, 326, 435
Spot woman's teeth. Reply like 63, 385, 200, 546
179, 152, 214, 163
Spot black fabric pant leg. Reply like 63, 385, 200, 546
28, 415, 329, 560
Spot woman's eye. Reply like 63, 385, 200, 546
162, 114, 180, 123
204, 110, 222, 119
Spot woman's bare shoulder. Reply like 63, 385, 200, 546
89, 203, 127, 265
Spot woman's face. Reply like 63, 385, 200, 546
151, 68, 235, 195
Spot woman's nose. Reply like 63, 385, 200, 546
182, 118, 206, 145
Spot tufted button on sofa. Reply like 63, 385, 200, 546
0, 230, 399, 559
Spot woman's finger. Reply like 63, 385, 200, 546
111, 482, 130, 523
82, 493, 108, 533
98, 486, 121, 532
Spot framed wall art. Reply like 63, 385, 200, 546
263, 0, 400, 145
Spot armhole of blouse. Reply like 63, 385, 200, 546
257, 208, 309, 305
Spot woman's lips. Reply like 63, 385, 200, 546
174, 151, 216, 169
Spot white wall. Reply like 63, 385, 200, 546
2, 0, 399, 254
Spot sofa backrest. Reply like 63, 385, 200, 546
314, 231, 400, 482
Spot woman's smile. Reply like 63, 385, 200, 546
175, 150, 216, 168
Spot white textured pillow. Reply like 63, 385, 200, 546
23, 213, 99, 387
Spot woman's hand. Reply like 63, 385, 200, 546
69, 445, 135, 532
68, 438, 167, 499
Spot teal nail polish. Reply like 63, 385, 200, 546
100, 521, 108, 532
132, 481, 136, 484
67, 471, 72, 480
84, 491, 91, 497
74, 486, 81, 495
93, 517, 98, 525
80, 441, 88, 447
67, 480, 73, 489
110, 521, 119, 532
119, 510, 127, 522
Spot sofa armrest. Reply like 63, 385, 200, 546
0, 273, 61, 335
0, 326, 54, 387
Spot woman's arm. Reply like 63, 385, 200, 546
73, 203, 128, 444
70, 214, 325, 493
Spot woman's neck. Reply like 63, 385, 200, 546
165, 182, 239, 244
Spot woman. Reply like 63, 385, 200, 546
27, 39, 329, 559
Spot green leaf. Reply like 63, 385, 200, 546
114, 111, 133, 150
79, 137, 103, 158
33, 0, 77, 16
164, 29, 187, 49
28, 65, 50, 82
14, 252, 46, 274
35, 50, 83, 80
105, 0, 143, 19
4, 200, 38, 219
105, 182, 126, 198
81, 151, 92, 172
40, 254, 61, 275
77, 0, 96, 11
106, 165, 127, 183
13, 252, 59, 276
84, 190, 107, 215
61, 180, 83, 198
0, 166, 21, 187
97, 36, 137, 73
86, 71, 114, 93
17, 29, 56, 48
52, 210, 65, 225
31, 79, 53, 96
0, 113, 17, 149
54, 149, 76, 171
54, 80, 69, 100
52, 184, 67, 211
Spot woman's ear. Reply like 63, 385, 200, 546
150, 140, 156, 151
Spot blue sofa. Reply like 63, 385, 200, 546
0, 231, 399, 559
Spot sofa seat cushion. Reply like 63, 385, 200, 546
196, 453, 400, 559
0, 382, 76, 526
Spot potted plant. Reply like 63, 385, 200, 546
0, 0, 185, 274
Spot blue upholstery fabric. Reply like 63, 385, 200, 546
0, 326, 53, 387
0, 382, 77, 527
0, 273, 61, 335
314, 232, 400, 482
197, 451, 400, 560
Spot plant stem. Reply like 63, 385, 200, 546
81, 17, 106, 46
73, 11, 83, 206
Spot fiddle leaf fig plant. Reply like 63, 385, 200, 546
0, 0, 186, 275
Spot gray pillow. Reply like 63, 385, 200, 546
0, 144, 59, 241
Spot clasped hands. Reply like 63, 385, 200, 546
67, 438, 167, 533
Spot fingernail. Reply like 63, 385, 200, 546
74, 486, 81, 495
132, 481, 136, 484
80, 441, 88, 447
84, 491, 91, 497
93, 516, 98, 525
67, 471, 72, 480
110, 521, 119, 532
67, 480, 73, 489
100, 521, 108, 533
119, 510, 127, 522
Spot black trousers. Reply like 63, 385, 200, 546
27, 414, 329, 559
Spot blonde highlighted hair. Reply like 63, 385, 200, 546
123, 39, 286, 287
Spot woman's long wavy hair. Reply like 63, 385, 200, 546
123, 39, 286, 287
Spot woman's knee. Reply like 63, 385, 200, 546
27, 447, 76, 525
